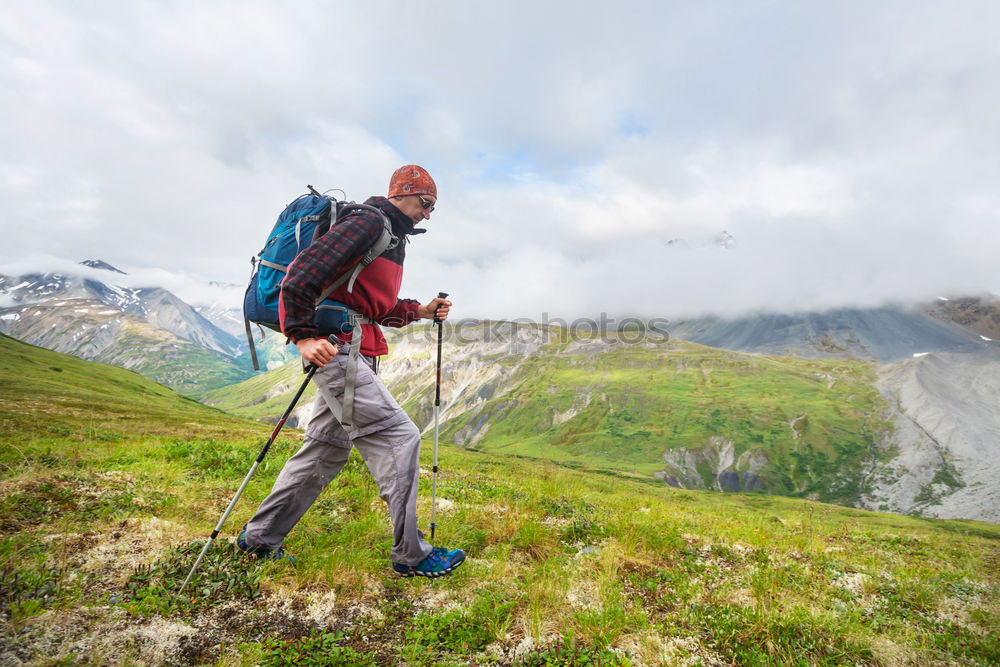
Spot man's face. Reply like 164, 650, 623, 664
393, 194, 436, 224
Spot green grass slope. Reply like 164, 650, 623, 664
198, 358, 317, 422
1, 332, 998, 665
0, 332, 258, 444
442, 333, 889, 502
92, 320, 254, 396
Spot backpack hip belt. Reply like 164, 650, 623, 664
319, 304, 376, 429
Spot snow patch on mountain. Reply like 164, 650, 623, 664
194, 302, 246, 339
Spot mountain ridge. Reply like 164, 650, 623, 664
666, 304, 990, 362
0, 298, 251, 394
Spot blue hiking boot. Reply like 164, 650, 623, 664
237, 529, 296, 563
393, 546, 466, 578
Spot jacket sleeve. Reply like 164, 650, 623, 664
377, 298, 423, 328
278, 213, 382, 342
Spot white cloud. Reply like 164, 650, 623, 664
2, 1, 999, 321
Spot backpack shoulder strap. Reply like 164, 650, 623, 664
315, 203, 397, 304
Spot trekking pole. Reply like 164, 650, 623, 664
430, 292, 448, 541
179, 340, 331, 593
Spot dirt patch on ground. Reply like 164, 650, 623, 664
620, 561, 681, 615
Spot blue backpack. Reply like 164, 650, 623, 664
242, 186, 397, 370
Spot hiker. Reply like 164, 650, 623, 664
238, 165, 466, 579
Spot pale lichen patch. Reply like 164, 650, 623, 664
618, 631, 727, 666
80, 517, 191, 579
304, 589, 339, 626
836, 571, 871, 597
565, 579, 603, 612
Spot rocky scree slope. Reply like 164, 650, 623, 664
866, 350, 1000, 523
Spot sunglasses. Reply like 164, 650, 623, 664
417, 195, 436, 212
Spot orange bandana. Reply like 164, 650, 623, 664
388, 165, 437, 199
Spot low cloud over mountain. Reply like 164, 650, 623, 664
2, 3, 999, 321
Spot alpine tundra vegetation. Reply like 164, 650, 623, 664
1, 333, 998, 665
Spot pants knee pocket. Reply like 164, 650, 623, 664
305, 429, 352, 449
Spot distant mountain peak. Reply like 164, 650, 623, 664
665, 230, 737, 250
714, 230, 736, 249
79, 260, 127, 275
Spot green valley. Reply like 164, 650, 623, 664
205, 324, 891, 506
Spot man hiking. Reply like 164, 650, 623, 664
238, 165, 465, 579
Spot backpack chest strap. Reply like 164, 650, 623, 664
258, 259, 287, 272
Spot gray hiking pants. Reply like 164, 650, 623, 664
245, 345, 433, 566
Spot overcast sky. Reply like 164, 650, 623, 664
2, 1, 999, 320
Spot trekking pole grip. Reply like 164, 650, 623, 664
433, 292, 449, 324
302, 334, 341, 374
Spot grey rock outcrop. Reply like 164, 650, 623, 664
657, 436, 768, 493
379, 321, 554, 442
